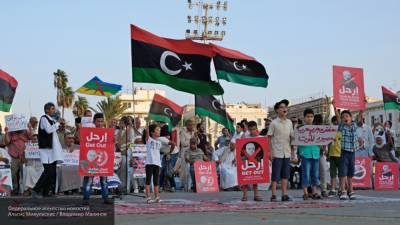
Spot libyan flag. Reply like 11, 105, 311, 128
195, 95, 235, 132
149, 94, 183, 128
382, 86, 400, 110
211, 43, 268, 87
131, 25, 224, 96
0, 69, 18, 112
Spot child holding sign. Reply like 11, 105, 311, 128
297, 108, 321, 200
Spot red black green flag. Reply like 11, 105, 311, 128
382, 86, 400, 110
149, 94, 183, 128
211, 44, 268, 87
131, 25, 224, 96
195, 95, 235, 132
0, 69, 18, 112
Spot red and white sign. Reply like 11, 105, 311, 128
236, 137, 269, 185
79, 128, 115, 176
374, 162, 399, 191
352, 157, 372, 188
0, 165, 12, 197
131, 145, 146, 178
194, 161, 219, 193
333, 65, 366, 110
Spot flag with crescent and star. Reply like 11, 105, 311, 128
0, 69, 18, 112
211, 44, 268, 88
76, 76, 122, 97
195, 95, 235, 132
382, 86, 400, 111
131, 25, 224, 96
148, 94, 183, 129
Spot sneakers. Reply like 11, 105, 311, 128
348, 192, 356, 200
339, 191, 348, 200
321, 191, 328, 198
133, 189, 139, 194
328, 190, 337, 197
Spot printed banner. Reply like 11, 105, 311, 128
63, 150, 80, 166
131, 145, 146, 178
114, 152, 122, 171
79, 128, 115, 176
194, 161, 219, 193
92, 173, 121, 190
25, 142, 41, 159
395, 128, 400, 148
5, 114, 28, 132
236, 137, 269, 185
0, 165, 12, 197
352, 157, 372, 188
374, 162, 399, 191
292, 125, 338, 146
333, 65, 366, 110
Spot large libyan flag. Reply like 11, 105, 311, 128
382, 86, 400, 110
131, 25, 224, 96
211, 43, 268, 87
149, 94, 183, 128
195, 95, 235, 132
0, 69, 18, 112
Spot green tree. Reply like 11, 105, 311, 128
73, 95, 89, 118
53, 69, 75, 119
91, 97, 127, 127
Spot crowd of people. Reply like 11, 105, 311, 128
0, 99, 399, 204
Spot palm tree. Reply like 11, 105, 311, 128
53, 69, 68, 107
61, 87, 75, 118
53, 69, 75, 119
91, 97, 127, 127
73, 96, 89, 118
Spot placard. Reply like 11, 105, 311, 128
374, 162, 399, 191
79, 128, 115, 176
292, 125, 338, 146
333, 65, 366, 110
236, 137, 269, 185
194, 161, 219, 193
25, 142, 41, 159
352, 157, 372, 188
5, 114, 28, 132
131, 145, 146, 178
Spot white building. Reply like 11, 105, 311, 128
116, 88, 166, 124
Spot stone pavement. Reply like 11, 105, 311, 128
115, 190, 400, 225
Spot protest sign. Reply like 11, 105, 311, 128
333, 65, 366, 110
352, 157, 372, 188
131, 145, 146, 178
194, 161, 219, 193
63, 150, 80, 166
25, 142, 41, 159
292, 125, 338, 146
236, 137, 269, 185
5, 114, 28, 132
92, 173, 121, 190
79, 128, 115, 176
81, 117, 94, 128
374, 162, 399, 191
0, 165, 12, 197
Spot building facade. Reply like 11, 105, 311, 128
117, 88, 166, 124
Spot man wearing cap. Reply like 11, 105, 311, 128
267, 99, 294, 202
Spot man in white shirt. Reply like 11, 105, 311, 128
32, 102, 64, 198
213, 139, 237, 190
356, 115, 374, 157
